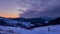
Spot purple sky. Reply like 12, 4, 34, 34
0, 0, 19, 18
0, 0, 60, 18
18, 0, 60, 18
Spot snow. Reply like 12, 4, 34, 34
19, 22, 31, 27
0, 25, 60, 34
45, 21, 49, 23
4, 18, 18, 24
0, 17, 52, 28
0, 18, 34, 28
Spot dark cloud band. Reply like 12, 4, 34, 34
17, 0, 60, 18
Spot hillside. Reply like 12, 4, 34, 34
0, 25, 60, 34
0, 17, 60, 29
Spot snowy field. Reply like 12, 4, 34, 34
0, 25, 60, 34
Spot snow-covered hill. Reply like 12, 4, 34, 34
0, 17, 49, 29
0, 25, 60, 34
0, 17, 60, 30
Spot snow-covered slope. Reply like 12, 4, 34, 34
0, 25, 60, 34
0, 17, 49, 29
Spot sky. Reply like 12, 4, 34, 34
17, 0, 60, 18
0, 0, 60, 18
0, 0, 20, 18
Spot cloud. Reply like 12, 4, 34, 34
17, 0, 60, 18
